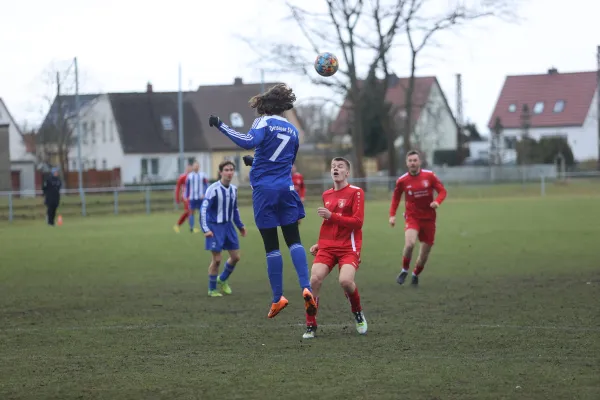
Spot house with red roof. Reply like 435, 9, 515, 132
331, 74, 458, 167
488, 68, 599, 162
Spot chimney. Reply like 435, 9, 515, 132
147, 82, 153, 92
234, 77, 243, 86
548, 67, 558, 75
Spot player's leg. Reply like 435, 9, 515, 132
208, 251, 223, 297
279, 189, 316, 315
397, 222, 419, 285
253, 188, 289, 318
303, 262, 331, 339
217, 225, 241, 295
412, 222, 435, 286
339, 253, 367, 334
174, 202, 191, 232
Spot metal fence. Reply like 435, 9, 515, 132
1, 170, 599, 223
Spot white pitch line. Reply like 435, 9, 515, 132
1, 322, 599, 334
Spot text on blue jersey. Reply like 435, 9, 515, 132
217, 115, 300, 190
201, 181, 244, 233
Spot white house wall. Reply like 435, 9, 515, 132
68, 94, 125, 171
123, 152, 212, 184
502, 92, 598, 163
0, 100, 34, 162
412, 82, 458, 166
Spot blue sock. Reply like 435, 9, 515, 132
219, 262, 235, 281
289, 243, 311, 290
266, 250, 283, 303
209, 274, 217, 291
189, 212, 195, 229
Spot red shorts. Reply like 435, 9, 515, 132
405, 216, 436, 245
314, 248, 361, 271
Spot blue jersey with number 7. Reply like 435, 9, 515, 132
216, 115, 299, 190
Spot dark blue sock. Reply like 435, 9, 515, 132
266, 250, 283, 303
189, 212, 195, 229
219, 262, 235, 281
209, 274, 217, 291
289, 243, 311, 290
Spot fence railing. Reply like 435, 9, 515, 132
1, 171, 599, 222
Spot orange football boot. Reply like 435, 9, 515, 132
303, 288, 318, 316
267, 296, 289, 318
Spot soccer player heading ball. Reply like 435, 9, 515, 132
207, 83, 317, 319
303, 157, 366, 339
389, 150, 447, 286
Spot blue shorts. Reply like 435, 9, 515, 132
252, 187, 305, 229
189, 199, 203, 210
205, 222, 240, 252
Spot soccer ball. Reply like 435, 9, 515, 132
314, 52, 339, 77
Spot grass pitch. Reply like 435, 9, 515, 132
1, 196, 599, 399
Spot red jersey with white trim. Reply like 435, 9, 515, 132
318, 184, 364, 252
175, 173, 188, 203
292, 172, 306, 200
389, 169, 447, 221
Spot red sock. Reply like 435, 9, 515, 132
402, 257, 411, 270
413, 264, 425, 276
177, 211, 189, 225
345, 288, 362, 313
306, 297, 319, 326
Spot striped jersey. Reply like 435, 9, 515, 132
201, 181, 244, 233
185, 171, 209, 200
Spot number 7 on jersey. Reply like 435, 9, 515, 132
269, 133, 291, 161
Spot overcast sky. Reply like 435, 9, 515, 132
1, 0, 598, 132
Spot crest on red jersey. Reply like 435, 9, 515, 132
338, 199, 346, 208
423, 180, 429, 188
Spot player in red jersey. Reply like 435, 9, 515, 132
302, 157, 367, 339
389, 150, 447, 286
292, 164, 306, 202
173, 164, 193, 233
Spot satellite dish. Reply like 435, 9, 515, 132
230, 113, 244, 128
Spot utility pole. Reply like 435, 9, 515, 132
178, 63, 184, 174
74, 57, 86, 216
596, 45, 600, 170
456, 74, 464, 164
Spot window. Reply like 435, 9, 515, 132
230, 112, 244, 128
90, 121, 96, 144
533, 101, 544, 114
109, 121, 115, 142
188, 157, 195, 166
82, 122, 88, 144
150, 158, 159, 175
161, 116, 174, 131
553, 100, 565, 113
508, 104, 516, 112
141, 159, 148, 176
102, 120, 107, 142
102, 159, 107, 170
72, 160, 77, 170
91, 159, 97, 169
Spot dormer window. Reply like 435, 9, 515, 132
533, 101, 544, 114
508, 104, 517, 112
553, 100, 565, 113
161, 116, 173, 131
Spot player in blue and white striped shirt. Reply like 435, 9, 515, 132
201, 160, 246, 297
185, 161, 209, 233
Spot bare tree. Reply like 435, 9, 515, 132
295, 102, 337, 143
400, 0, 517, 170
241, 0, 408, 182
35, 62, 96, 185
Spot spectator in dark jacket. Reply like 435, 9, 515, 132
43, 167, 62, 226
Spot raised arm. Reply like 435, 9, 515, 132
213, 117, 267, 150
329, 189, 364, 230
